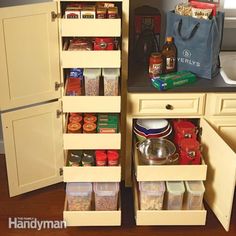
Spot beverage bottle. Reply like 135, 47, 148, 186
161, 36, 177, 74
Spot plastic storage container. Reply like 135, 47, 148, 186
84, 68, 101, 96
166, 181, 185, 210
94, 182, 119, 211
185, 181, 205, 210
139, 181, 165, 210
66, 182, 92, 211
102, 68, 120, 96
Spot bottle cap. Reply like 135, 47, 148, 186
166, 36, 173, 42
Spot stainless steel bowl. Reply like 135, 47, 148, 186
137, 138, 179, 165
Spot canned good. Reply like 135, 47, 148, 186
69, 115, 83, 124
149, 52, 163, 78
84, 115, 97, 124
82, 152, 95, 166
68, 122, 82, 133
83, 123, 97, 133
95, 151, 107, 166
107, 150, 119, 166
96, 7, 107, 18
68, 150, 82, 166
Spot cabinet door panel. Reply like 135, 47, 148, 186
200, 119, 236, 231
1, 101, 63, 197
0, 2, 60, 110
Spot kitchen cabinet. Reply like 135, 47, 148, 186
0, 0, 129, 227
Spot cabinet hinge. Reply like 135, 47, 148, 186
198, 127, 203, 137
51, 11, 60, 21
59, 168, 63, 176
55, 82, 63, 91
56, 110, 63, 118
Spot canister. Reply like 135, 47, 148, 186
84, 68, 101, 96
102, 68, 120, 96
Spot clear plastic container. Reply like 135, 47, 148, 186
94, 182, 119, 211
66, 182, 92, 211
185, 181, 205, 210
166, 181, 185, 210
102, 68, 120, 96
84, 68, 101, 96
139, 181, 165, 210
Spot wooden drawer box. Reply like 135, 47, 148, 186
61, 51, 121, 68
206, 93, 236, 116
128, 93, 205, 116
61, 19, 121, 37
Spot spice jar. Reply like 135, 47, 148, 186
96, 7, 107, 18
107, 150, 119, 166
107, 7, 118, 18
95, 151, 107, 166
68, 122, 82, 133
83, 123, 96, 133
84, 115, 97, 124
149, 52, 163, 78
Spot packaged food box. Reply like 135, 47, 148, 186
97, 123, 118, 133
166, 181, 185, 210
139, 181, 165, 210
81, 6, 96, 19
84, 68, 101, 96
66, 182, 92, 211
98, 113, 119, 122
185, 181, 205, 210
94, 182, 119, 211
102, 68, 120, 96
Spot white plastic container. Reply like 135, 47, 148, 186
139, 181, 165, 210
94, 182, 119, 211
166, 181, 185, 210
102, 68, 120, 96
185, 181, 205, 210
66, 182, 92, 211
84, 68, 101, 96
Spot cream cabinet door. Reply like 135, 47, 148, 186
200, 119, 236, 231
1, 101, 64, 197
0, 2, 60, 111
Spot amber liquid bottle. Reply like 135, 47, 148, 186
162, 36, 177, 74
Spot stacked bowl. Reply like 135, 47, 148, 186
134, 119, 172, 142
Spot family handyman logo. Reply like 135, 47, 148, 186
9, 217, 66, 230
178, 49, 201, 67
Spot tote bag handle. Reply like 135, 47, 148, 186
174, 19, 200, 41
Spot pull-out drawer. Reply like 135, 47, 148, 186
133, 178, 207, 226
128, 93, 205, 116
61, 51, 121, 68
61, 19, 121, 37
63, 196, 121, 226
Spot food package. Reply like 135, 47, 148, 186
192, 7, 212, 19
68, 38, 93, 51
190, 1, 217, 16
175, 3, 192, 16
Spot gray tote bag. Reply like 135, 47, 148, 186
166, 11, 224, 79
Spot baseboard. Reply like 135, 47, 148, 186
0, 140, 4, 154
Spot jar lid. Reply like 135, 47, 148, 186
166, 181, 185, 195
83, 123, 96, 132
151, 52, 162, 58
68, 123, 81, 132
84, 115, 97, 124
69, 115, 83, 124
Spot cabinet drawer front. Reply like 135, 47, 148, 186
206, 93, 236, 116
62, 96, 121, 113
128, 94, 205, 116
61, 19, 121, 37
133, 180, 207, 226
61, 51, 121, 68
63, 197, 121, 226
63, 133, 121, 150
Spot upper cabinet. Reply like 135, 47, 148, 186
0, 2, 61, 111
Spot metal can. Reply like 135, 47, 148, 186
149, 52, 163, 78
68, 150, 82, 166
82, 152, 95, 166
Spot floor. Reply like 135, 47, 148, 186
0, 154, 236, 236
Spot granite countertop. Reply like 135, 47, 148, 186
127, 61, 236, 93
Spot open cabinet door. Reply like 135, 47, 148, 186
1, 101, 64, 197
200, 119, 236, 231
0, 2, 60, 111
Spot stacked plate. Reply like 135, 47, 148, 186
134, 119, 172, 142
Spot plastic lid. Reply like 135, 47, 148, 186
139, 181, 165, 195
102, 68, 120, 77
66, 182, 92, 196
166, 36, 173, 42
83, 68, 101, 78
94, 182, 119, 196
166, 181, 185, 195
185, 181, 205, 194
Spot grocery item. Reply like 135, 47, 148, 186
83, 122, 96, 133
149, 52, 163, 78
66, 182, 92, 211
84, 68, 101, 96
65, 4, 82, 19
68, 150, 83, 166
139, 181, 165, 210
69, 114, 83, 124
81, 6, 96, 19
69, 68, 83, 78
94, 182, 119, 211
96, 7, 107, 18
107, 6, 118, 18
107, 150, 119, 166
67, 38, 93, 51
185, 181, 205, 210
82, 152, 94, 166
102, 68, 120, 96
161, 36, 177, 74
166, 181, 185, 210
175, 3, 192, 16
66, 77, 81, 96
95, 151, 107, 166
190, 0, 217, 16
84, 114, 97, 124
192, 7, 212, 19
151, 71, 196, 91
94, 37, 115, 50
67, 122, 82, 133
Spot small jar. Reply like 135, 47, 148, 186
107, 150, 119, 166
84, 115, 97, 124
149, 52, 163, 78
83, 123, 97, 133
95, 151, 107, 166
68, 123, 82, 133
96, 7, 107, 18
107, 7, 118, 18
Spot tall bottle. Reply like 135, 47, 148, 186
162, 36, 177, 74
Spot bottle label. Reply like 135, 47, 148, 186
166, 57, 176, 70
149, 63, 162, 77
